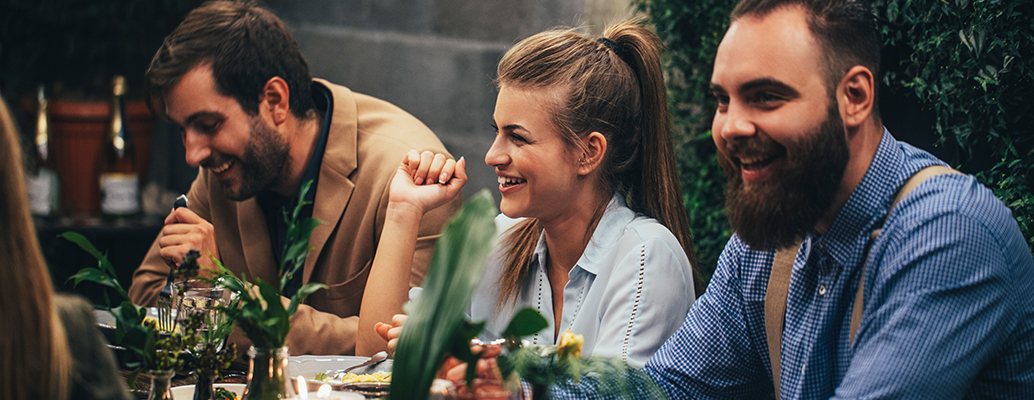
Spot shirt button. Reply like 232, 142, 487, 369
818, 285, 827, 296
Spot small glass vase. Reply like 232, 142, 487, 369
146, 370, 175, 400
243, 346, 294, 400
193, 372, 217, 400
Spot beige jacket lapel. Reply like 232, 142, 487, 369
302, 80, 359, 285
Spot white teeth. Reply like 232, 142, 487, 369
739, 156, 765, 165
497, 176, 525, 185
211, 159, 233, 174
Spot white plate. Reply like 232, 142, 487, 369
288, 355, 393, 380
168, 382, 364, 400
170, 383, 245, 399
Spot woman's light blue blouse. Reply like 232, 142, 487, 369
469, 194, 696, 367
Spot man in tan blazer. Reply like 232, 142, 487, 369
128, 1, 459, 355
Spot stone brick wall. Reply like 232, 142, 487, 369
266, 0, 635, 200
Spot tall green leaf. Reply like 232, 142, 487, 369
60, 231, 129, 302
390, 189, 499, 400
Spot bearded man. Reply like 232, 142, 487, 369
641, 0, 1034, 399
127, 1, 460, 356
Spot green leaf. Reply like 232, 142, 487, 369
126, 369, 142, 390
58, 231, 103, 259
287, 282, 329, 316
279, 180, 321, 293
446, 320, 488, 388
66, 268, 119, 289
390, 190, 499, 400
60, 232, 129, 301
501, 307, 549, 341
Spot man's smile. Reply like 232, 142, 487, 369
210, 158, 235, 175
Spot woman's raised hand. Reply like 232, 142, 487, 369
389, 150, 467, 215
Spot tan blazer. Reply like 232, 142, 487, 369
128, 80, 460, 355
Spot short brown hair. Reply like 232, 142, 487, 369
732, 0, 882, 119
145, 0, 315, 119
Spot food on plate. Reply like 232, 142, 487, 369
323, 371, 392, 383
214, 387, 240, 400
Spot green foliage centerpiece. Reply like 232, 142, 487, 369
63, 231, 191, 392
203, 180, 328, 399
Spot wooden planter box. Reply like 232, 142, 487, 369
48, 99, 153, 217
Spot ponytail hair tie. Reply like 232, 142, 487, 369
597, 37, 633, 66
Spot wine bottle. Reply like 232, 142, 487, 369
99, 75, 140, 218
27, 84, 60, 217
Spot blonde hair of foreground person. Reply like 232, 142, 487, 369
494, 19, 703, 306
0, 94, 72, 400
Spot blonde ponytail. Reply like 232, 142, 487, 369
494, 18, 703, 308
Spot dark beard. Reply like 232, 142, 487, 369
720, 106, 849, 250
224, 117, 291, 201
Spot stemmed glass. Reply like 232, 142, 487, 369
175, 280, 233, 348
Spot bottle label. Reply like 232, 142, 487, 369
100, 172, 140, 215
28, 168, 59, 216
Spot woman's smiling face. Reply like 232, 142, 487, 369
485, 85, 583, 221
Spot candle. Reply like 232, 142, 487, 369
297, 375, 308, 399
317, 384, 331, 398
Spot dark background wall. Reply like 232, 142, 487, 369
256, 0, 636, 201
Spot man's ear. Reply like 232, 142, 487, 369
578, 132, 608, 176
261, 76, 291, 125
838, 65, 875, 129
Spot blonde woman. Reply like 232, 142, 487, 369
359, 19, 701, 367
0, 94, 132, 400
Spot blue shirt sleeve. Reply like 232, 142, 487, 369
834, 184, 1031, 399
645, 236, 774, 399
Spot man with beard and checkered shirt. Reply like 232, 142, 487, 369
635, 1, 1034, 399
543, 0, 1034, 399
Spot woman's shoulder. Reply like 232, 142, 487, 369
53, 293, 96, 329
614, 215, 685, 256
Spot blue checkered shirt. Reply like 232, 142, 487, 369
638, 129, 1034, 399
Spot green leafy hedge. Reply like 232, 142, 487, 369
634, 0, 1034, 284
876, 0, 1032, 252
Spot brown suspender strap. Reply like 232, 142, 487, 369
765, 165, 959, 399
849, 165, 959, 342
766, 242, 802, 400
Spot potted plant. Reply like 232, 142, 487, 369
200, 181, 327, 400
62, 230, 190, 396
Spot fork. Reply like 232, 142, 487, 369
156, 279, 176, 332
155, 194, 190, 333
338, 351, 388, 375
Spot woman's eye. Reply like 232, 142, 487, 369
510, 133, 528, 144
713, 93, 729, 106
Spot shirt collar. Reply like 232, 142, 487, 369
815, 127, 917, 269
529, 193, 635, 277
296, 83, 334, 202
